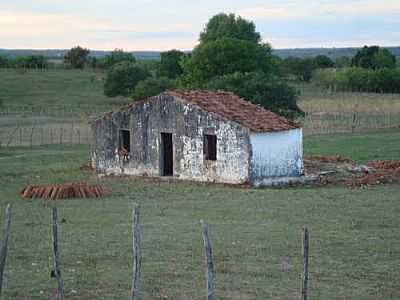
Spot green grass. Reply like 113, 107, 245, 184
304, 129, 400, 162
0, 132, 400, 299
0, 69, 128, 108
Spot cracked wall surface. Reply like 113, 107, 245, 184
91, 94, 251, 184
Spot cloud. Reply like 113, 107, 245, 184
0, 9, 199, 50
235, 0, 400, 21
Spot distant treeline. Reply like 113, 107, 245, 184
0, 55, 49, 69
313, 68, 400, 93
1, 46, 399, 61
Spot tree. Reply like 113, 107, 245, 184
334, 56, 351, 68
314, 55, 334, 69
200, 13, 261, 44
104, 49, 136, 68
182, 37, 272, 85
206, 72, 303, 118
283, 57, 316, 82
64, 46, 90, 69
160, 50, 184, 79
15, 55, 48, 69
131, 77, 176, 100
181, 13, 272, 86
104, 61, 150, 97
0, 56, 9, 68
351, 46, 396, 69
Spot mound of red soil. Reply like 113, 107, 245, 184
349, 168, 400, 188
367, 160, 400, 170
21, 183, 104, 200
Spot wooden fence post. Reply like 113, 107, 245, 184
200, 220, 214, 300
301, 227, 310, 300
131, 204, 142, 300
51, 207, 64, 300
0, 204, 12, 297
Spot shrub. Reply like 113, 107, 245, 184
104, 62, 150, 97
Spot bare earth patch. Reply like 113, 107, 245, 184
304, 156, 400, 188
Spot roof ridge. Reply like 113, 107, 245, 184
164, 90, 301, 132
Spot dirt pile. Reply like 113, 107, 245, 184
305, 156, 400, 188
367, 160, 400, 170
21, 183, 104, 200
349, 161, 400, 187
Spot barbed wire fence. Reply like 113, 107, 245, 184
0, 104, 113, 148
1, 104, 400, 148
0, 200, 322, 300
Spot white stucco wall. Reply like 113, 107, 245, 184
178, 120, 250, 184
249, 128, 303, 183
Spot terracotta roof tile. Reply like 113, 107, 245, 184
165, 90, 301, 133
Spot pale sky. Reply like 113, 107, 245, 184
1, 0, 399, 50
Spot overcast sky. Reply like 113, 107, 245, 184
1, 0, 399, 50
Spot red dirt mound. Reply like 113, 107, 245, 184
21, 183, 104, 200
367, 160, 400, 170
349, 168, 400, 188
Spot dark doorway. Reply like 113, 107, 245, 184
203, 134, 217, 161
161, 133, 173, 176
119, 129, 131, 153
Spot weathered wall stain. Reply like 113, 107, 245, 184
92, 94, 251, 184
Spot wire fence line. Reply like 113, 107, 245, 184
1, 104, 400, 147
0, 202, 318, 300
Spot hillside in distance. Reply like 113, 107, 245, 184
1, 47, 399, 60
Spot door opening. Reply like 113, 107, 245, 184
161, 133, 173, 176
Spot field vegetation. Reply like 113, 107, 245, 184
0, 131, 399, 299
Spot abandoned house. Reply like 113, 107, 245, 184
91, 90, 303, 186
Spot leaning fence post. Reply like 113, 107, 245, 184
0, 204, 12, 297
51, 206, 64, 300
131, 204, 142, 300
200, 220, 214, 300
301, 227, 310, 300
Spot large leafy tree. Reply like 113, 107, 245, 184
180, 13, 301, 118
0, 55, 9, 68
314, 55, 334, 69
351, 46, 396, 69
104, 49, 136, 68
199, 13, 261, 44
64, 46, 90, 69
283, 57, 316, 82
206, 72, 303, 118
160, 50, 185, 79
182, 38, 271, 85
104, 62, 150, 97
182, 13, 272, 86
131, 77, 176, 100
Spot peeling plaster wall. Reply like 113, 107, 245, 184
91, 94, 251, 184
249, 128, 304, 185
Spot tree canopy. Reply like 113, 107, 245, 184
131, 77, 176, 100
351, 46, 396, 69
206, 72, 303, 118
160, 50, 185, 79
314, 55, 335, 69
182, 37, 272, 85
200, 13, 261, 44
64, 46, 90, 69
104, 49, 136, 68
104, 61, 150, 97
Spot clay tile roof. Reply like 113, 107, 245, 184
165, 90, 301, 133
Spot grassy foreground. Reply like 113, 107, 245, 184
0, 131, 399, 299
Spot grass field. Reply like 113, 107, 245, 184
0, 131, 399, 299
0, 69, 128, 108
